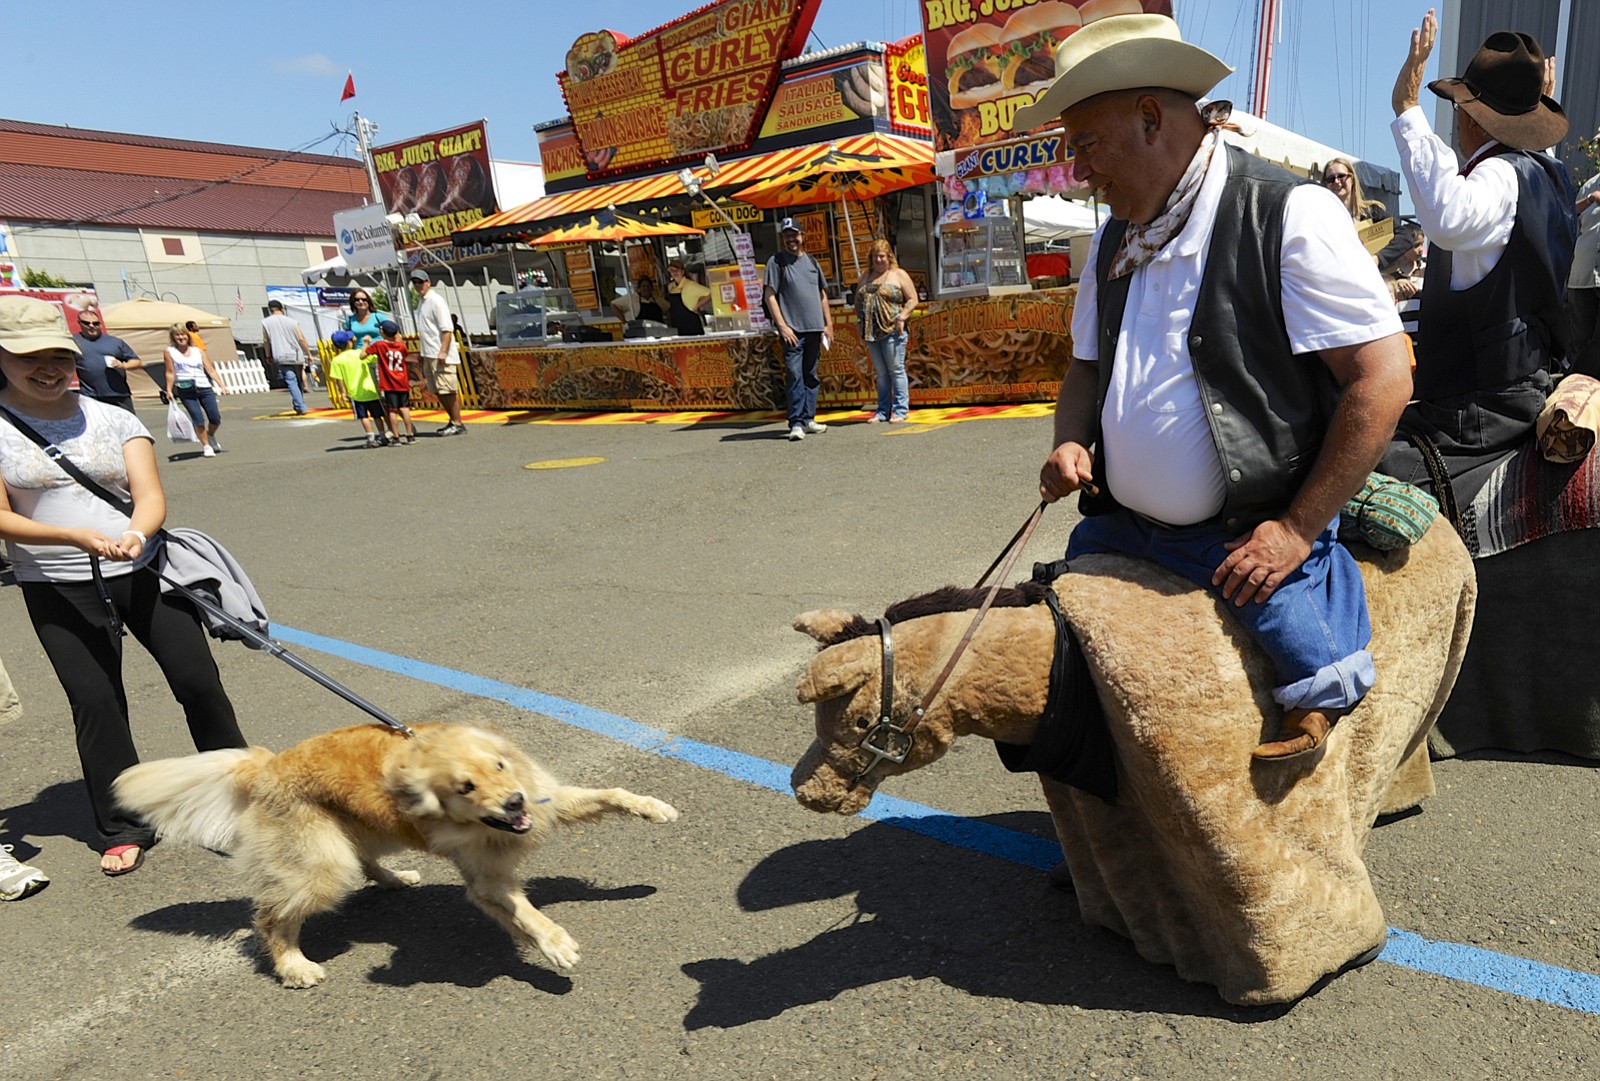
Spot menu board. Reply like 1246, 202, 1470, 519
564, 248, 599, 311
833, 199, 879, 284
560, 0, 824, 179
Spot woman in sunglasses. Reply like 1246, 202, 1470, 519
1321, 158, 1389, 224
342, 290, 391, 351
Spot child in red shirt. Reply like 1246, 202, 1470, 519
365, 320, 415, 445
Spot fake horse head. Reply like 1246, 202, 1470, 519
790, 584, 1055, 814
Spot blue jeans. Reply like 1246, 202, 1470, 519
176, 384, 221, 429
866, 330, 909, 419
1066, 509, 1375, 711
783, 331, 823, 426
281, 364, 307, 412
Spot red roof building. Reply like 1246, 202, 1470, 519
0, 119, 374, 344
0, 119, 369, 236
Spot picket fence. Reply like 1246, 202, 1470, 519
213, 354, 272, 395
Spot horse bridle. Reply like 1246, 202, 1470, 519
850, 501, 1049, 789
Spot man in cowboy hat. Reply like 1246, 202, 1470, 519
1020, 15, 1413, 761
1378, 9, 1577, 505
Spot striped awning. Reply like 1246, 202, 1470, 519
454, 132, 934, 246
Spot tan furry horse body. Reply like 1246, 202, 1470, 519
790, 521, 1475, 1004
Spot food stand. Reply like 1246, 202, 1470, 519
449, 0, 1079, 413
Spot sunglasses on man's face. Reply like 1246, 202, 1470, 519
79, 320, 102, 328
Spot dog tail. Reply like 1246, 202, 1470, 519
113, 747, 274, 852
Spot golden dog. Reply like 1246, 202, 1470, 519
113, 723, 678, 988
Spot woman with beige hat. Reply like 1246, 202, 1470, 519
0, 295, 247, 877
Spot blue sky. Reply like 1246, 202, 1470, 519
11, 1, 1448, 174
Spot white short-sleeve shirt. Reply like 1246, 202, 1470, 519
0, 396, 153, 582
1070, 144, 1403, 525
416, 290, 459, 366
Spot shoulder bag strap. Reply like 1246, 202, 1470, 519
0, 404, 133, 516
0, 404, 132, 638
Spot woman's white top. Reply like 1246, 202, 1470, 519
167, 345, 211, 388
0, 397, 153, 582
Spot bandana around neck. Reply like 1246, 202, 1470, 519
1108, 126, 1225, 281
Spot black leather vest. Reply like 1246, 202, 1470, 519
1084, 145, 1336, 530
1414, 147, 1576, 399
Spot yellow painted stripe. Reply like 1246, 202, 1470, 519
525, 456, 607, 470
263, 404, 1048, 427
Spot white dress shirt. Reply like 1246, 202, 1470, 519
1072, 147, 1402, 525
1391, 106, 1519, 291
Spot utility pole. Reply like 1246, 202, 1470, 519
352, 112, 410, 333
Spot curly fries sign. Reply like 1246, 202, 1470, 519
560, 0, 822, 179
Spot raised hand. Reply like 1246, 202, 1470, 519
1393, 8, 1438, 116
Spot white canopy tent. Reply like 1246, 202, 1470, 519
1220, 108, 1402, 215
1022, 195, 1109, 247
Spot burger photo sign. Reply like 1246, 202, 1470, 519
924, 0, 1172, 152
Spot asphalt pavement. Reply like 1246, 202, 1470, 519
2, 391, 1598, 1080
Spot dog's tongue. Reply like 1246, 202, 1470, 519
509, 813, 533, 833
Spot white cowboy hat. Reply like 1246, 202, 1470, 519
1011, 14, 1234, 132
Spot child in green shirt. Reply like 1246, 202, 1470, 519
326, 330, 388, 448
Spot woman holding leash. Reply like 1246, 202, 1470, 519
164, 323, 227, 457
0, 295, 248, 877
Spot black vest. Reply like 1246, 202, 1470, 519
1414, 147, 1576, 399
1086, 145, 1336, 530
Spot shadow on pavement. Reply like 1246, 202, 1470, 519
681, 814, 1290, 1028
1, 780, 102, 858
127, 874, 655, 993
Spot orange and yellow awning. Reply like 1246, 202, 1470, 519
454, 132, 934, 246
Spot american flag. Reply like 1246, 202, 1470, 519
235, 289, 245, 319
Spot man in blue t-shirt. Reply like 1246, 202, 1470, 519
763, 217, 835, 441
71, 310, 145, 413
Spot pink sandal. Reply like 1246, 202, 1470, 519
102, 844, 145, 877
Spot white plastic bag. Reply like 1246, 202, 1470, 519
166, 400, 198, 444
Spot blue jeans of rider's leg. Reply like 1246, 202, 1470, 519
1065, 509, 1375, 711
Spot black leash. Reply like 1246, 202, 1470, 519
0, 403, 414, 737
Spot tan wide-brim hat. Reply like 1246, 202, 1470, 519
1011, 14, 1234, 132
0, 295, 81, 357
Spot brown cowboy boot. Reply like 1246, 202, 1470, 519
1252, 708, 1334, 761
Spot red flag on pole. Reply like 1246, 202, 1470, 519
340, 73, 356, 102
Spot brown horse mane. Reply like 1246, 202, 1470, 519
816, 581, 1054, 647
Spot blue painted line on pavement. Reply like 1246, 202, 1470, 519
273, 623, 1600, 1016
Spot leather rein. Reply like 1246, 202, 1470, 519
850, 501, 1049, 789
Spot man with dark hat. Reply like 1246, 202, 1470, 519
1019, 14, 1413, 761
1379, 10, 1578, 505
